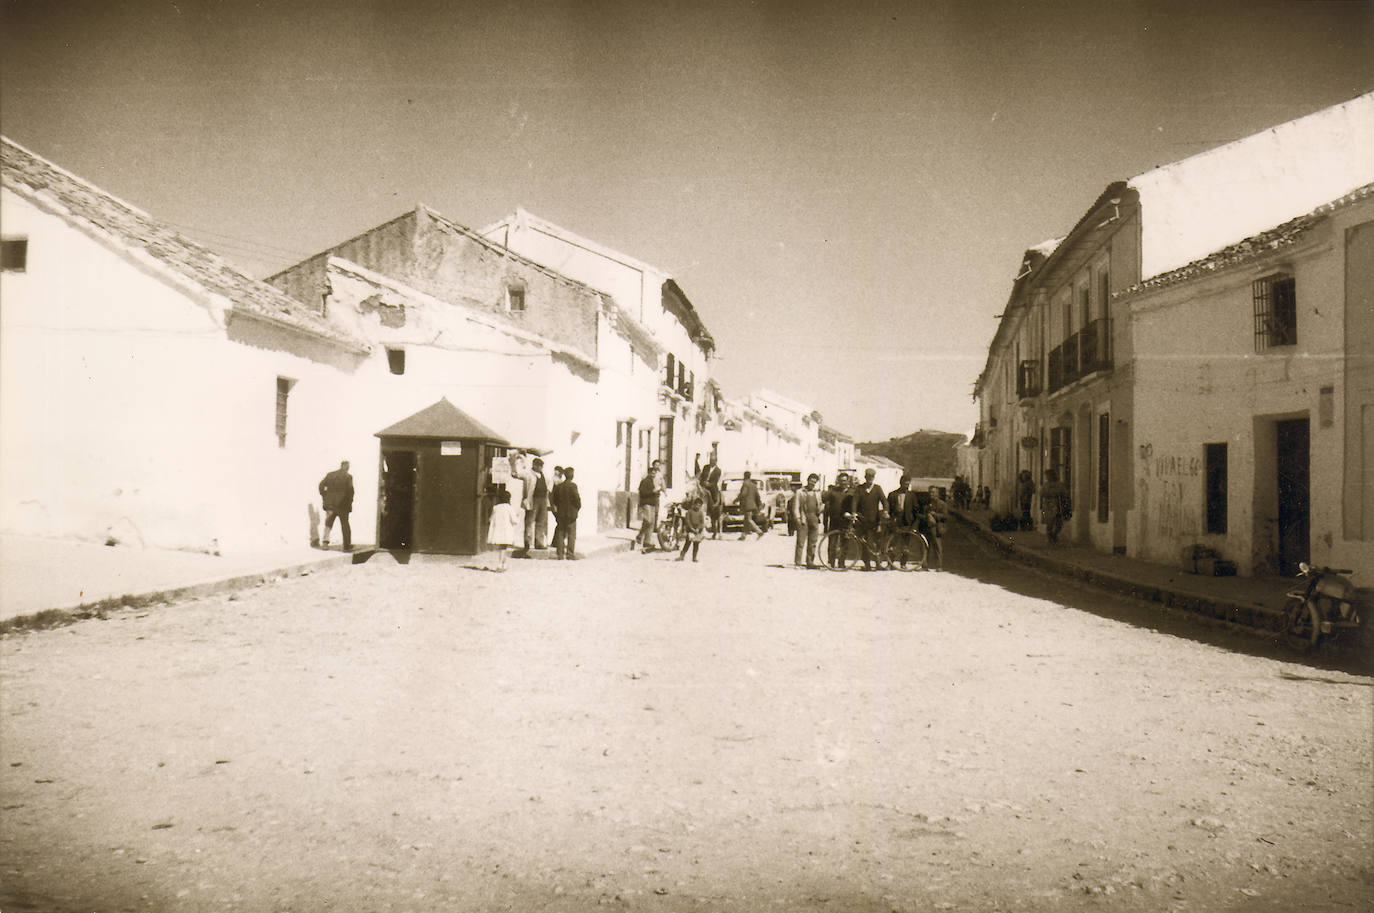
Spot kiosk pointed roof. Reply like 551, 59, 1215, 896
375, 398, 509, 443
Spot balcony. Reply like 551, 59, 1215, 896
1079, 317, 1113, 375
1046, 318, 1113, 395
1016, 360, 1042, 400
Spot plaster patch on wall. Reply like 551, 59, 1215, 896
358, 294, 406, 328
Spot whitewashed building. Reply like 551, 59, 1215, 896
973, 91, 1374, 577
0, 137, 372, 555
267, 205, 655, 539
480, 209, 717, 514
1124, 184, 1374, 578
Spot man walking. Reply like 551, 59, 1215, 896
635, 461, 663, 552
318, 460, 354, 551
551, 466, 581, 559
1041, 469, 1069, 543
794, 473, 822, 568
735, 470, 765, 540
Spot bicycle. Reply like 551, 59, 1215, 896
884, 525, 930, 571
822, 513, 889, 571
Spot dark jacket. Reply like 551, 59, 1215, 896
552, 480, 581, 521
852, 482, 887, 526
888, 487, 918, 527
637, 473, 659, 507
319, 468, 354, 513
735, 478, 762, 512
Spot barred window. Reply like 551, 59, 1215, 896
1253, 273, 1296, 350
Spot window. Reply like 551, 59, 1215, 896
1098, 269, 1110, 319
1079, 284, 1091, 328
1, 238, 27, 272
664, 352, 676, 388
506, 286, 526, 312
1253, 273, 1296, 350
658, 416, 674, 485
275, 376, 295, 448
1205, 443, 1228, 534
386, 347, 405, 375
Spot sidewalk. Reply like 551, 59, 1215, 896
953, 509, 1292, 633
0, 528, 638, 628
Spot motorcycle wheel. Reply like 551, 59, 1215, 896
1282, 597, 1321, 653
657, 519, 680, 552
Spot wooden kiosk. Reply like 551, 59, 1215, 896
375, 398, 510, 555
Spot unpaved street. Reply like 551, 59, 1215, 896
2, 526, 1371, 913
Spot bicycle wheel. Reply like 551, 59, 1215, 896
822, 531, 851, 571
865, 532, 892, 570
1282, 597, 1321, 652
887, 530, 927, 570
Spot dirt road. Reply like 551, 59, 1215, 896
2, 527, 1370, 912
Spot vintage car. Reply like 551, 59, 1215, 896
719, 474, 777, 532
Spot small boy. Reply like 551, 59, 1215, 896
675, 495, 707, 562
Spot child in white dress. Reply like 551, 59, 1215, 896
487, 489, 517, 571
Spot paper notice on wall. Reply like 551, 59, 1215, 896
440, 440, 463, 456
489, 455, 512, 485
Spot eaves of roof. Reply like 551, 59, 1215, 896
972, 242, 1057, 397
1, 136, 368, 354
1117, 181, 1374, 298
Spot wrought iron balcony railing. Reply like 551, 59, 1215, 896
1046, 318, 1113, 395
1016, 359, 1042, 400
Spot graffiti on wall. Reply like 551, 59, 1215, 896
1138, 442, 1201, 544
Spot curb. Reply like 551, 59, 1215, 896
952, 512, 1284, 635
0, 549, 368, 635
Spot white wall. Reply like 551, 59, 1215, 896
1131, 92, 1374, 279
1128, 205, 1371, 578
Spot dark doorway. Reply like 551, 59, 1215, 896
1049, 425, 1073, 514
379, 450, 417, 550
1276, 418, 1310, 575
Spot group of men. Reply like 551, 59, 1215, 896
786, 468, 947, 570
508, 454, 582, 559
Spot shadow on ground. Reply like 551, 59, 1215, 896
942, 524, 1373, 678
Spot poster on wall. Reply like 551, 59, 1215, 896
489, 453, 512, 487
440, 440, 463, 456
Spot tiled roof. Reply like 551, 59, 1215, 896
1120, 181, 1374, 296
375, 397, 509, 442
1, 136, 366, 352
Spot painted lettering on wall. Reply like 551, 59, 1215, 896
1152, 454, 1200, 478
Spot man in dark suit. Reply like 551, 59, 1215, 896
551, 466, 581, 559
699, 454, 723, 538
851, 468, 888, 570
318, 460, 354, 550
888, 473, 918, 529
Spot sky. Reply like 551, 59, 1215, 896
2, 0, 1371, 441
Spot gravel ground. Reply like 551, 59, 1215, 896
2, 527, 1371, 913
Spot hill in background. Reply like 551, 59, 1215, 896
857, 429, 966, 478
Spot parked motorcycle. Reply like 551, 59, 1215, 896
1281, 563, 1371, 654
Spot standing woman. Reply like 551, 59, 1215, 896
487, 489, 517, 571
